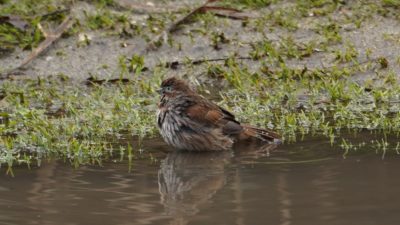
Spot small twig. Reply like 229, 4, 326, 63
200, 6, 241, 13
166, 3, 207, 33
18, 16, 72, 69
0, 16, 73, 79
199, 6, 251, 20
163, 56, 253, 69
166, 0, 223, 33
40, 8, 71, 19
146, 0, 220, 51
144, 0, 252, 51
37, 23, 48, 38
85, 76, 131, 86
146, 0, 249, 51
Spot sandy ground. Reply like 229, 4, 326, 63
0, 0, 399, 83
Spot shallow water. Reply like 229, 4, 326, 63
1, 133, 400, 225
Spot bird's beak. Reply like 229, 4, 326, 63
157, 88, 163, 95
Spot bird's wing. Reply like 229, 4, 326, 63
185, 100, 243, 135
241, 124, 281, 141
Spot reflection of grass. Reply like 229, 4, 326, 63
2, 0, 400, 171
241, 157, 334, 165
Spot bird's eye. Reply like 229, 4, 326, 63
164, 86, 172, 92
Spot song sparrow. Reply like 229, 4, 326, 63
157, 77, 281, 151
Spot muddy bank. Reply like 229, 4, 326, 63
0, 1, 399, 82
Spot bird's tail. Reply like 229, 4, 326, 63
241, 125, 281, 143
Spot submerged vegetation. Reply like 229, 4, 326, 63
1, 0, 400, 172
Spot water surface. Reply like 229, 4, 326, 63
1, 133, 400, 225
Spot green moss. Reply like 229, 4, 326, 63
0, 20, 44, 50
382, 0, 400, 8
0, 0, 70, 51
267, 8, 298, 30
0, 75, 161, 168
88, 0, 116, 8
334, 43, 358, 63
316, 22, 342, 44
0, 0, 57, 16
296, 0, 344, 16
85, 10, 119, 30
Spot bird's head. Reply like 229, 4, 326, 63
158, 77, 193, 96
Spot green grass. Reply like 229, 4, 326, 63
382, 0, 400, 8
0, 0, 67, 51
4, 51, 399, 170
0, 75, 161, 171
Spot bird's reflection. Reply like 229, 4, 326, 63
157, 143, 278, 224
158, 151, 231, 216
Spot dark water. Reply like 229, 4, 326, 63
1, 133, 400, 225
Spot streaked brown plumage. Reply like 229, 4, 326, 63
157, 77, 281, 151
